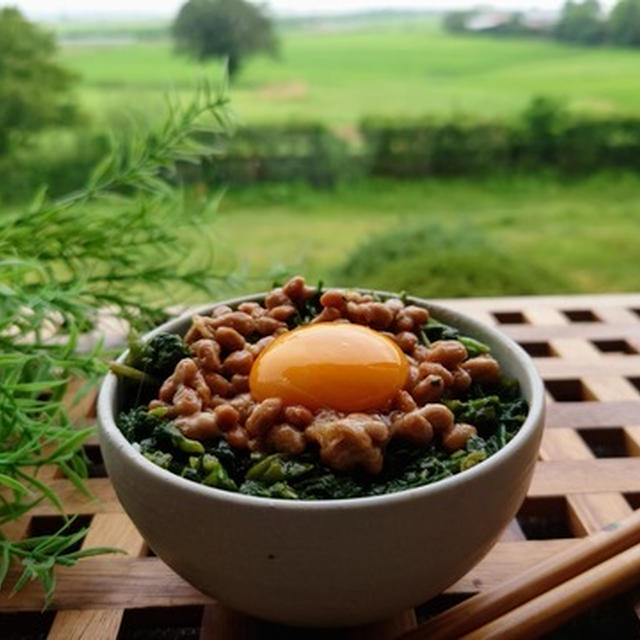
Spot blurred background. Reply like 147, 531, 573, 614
1, 0, 639, 300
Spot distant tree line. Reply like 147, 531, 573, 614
0, 8, 77, 156
444, 0, 640, 47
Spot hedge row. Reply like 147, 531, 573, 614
0, 132, 111, 202
198, 123, 350, 188
362, 117, 640, 177
362, 98, 640, 177
199, 100, 640, 185
3, 98, 640, 201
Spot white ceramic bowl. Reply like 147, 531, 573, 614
97, 293, 545, 628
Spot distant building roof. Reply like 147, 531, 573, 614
464, 9, 558, 33
521, 11, 557, 30
465, 11, 512, 31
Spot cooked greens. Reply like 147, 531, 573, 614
127, 332, 192, 380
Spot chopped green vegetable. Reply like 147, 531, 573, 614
460, 450, 487, 471
246, 453, 314, 484
240, 480, 298, 500
109, 362, 160, 386
458, 336, 490, 357
128, 331, 191, 379
423, 317, 460, 342
201, 454, 237, 490
143, 450, 173, 470
445, 396, 501, 435
118, 406, 167, 442
156, 423, 205, 455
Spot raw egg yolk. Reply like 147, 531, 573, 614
249, 323, 409, 412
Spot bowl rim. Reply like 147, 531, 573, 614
98, 290, 545, 511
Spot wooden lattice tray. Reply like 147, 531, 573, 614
3, 293, 640, 639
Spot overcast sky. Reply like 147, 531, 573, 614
0, 0, 615, 20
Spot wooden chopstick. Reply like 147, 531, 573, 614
460, 542, 640, 639
403, 508, 640, 640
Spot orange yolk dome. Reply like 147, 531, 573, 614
249, 323, 409, 412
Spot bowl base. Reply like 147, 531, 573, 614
200, 603, 418, 636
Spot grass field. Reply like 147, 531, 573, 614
40, 19, 640, 300
59, 19, 640, 128
200, 173, 640, 300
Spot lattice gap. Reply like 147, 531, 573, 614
544, 379, 592, 402
562, 309, 600, 323
28, 515, 93, 550
492, 311, 527, 324
578, 428, 629, 458
628, 377, 640, 393
591, 339, 637, 354
118, 606, 204, 640
516, 497, 573, 540
0, 611, 56, 640
84, 443, 108, 478
518, 341, 555, 357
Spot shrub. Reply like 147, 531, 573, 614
510, 96, 568, 167
361, 117, 510, 178
0, 130, 109, 202
198, 123, 350, 187
553, 1, 606, 46
609, 0, 640, 46
557, 117, 640, 172
333, 222, 572, 298
360, 98, 640, 177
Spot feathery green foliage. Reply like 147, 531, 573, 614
0, 80, 233, 603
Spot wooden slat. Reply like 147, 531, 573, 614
532, 355, 640, 380
545, 401, 640, 429
47, 514, 146, 640
47, 610, 122, 640
1, 540, 579, 613
0, 558, 212, 612
28, 478, 120, 515
492, 323, 640, 342
521, 308, 568, 326
446, 540, 576, 594
528, 459, 640, 497
62, 377, 98, 427
436, 293, 640, 311
3, 518, 31, 542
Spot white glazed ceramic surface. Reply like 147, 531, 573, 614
97, 294, 545, 628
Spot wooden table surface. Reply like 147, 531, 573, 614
3, 293, 640, 639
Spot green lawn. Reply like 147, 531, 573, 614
60, 20, 640, 128
46, 20, 640, 302
200, 173, 640, 300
